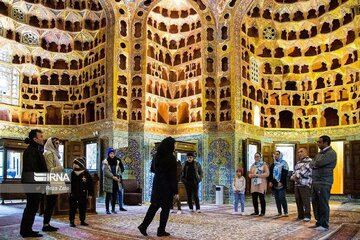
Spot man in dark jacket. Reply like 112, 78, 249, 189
309, 135, 337, 231
181, 152, 203, 213
20, 129, 48, 238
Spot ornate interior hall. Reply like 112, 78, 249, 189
0, 0, 359, 238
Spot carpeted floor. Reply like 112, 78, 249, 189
0, 199, 359, 240
325, 224, 360, 240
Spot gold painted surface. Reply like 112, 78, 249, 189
0, 0, 359, 143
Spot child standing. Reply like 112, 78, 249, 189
232, 168, 246, 215
69, 157, 93, 227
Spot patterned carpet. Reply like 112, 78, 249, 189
0, 199, 359, 240
325, 224, 360, 240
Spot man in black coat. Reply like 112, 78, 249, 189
20, 129, 48, 238
138, 137, 178, 237
181, 152, 203, 212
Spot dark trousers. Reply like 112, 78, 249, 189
185, 183, 200, 210
140, 203, 171, 233
105, 183, 118, 211
312, 184, 331, 229
43, 195, 57, 225
274, 188, 288, 214
295, 185, 311, 219
69, 195, 87, 222
251, 192, 266, 214
20, 193, 42, 234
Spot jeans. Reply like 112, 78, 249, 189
274, 188, 288, 214
118, 188, 124, 209
234, 192, 245, 212
312, 184, 331, 229
105, 182, 118, 211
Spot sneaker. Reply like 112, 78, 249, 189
106, 210, 111, 214
69, 222, 76, 228
232, 211, 238, 215
284, 213, 289, 217
240, 212, 244, 215
259, 213, 265, 216
80, 222, 89, 226
275, 213, 282, 217
190, 209, 195, 212
111, 210, 117, 214
176, 210, 182, 214
119, 208, 127, 211
303, 217, 310, 222
314, 226, 328, 231
250, 212, 259, 216
196, 209, 201, 213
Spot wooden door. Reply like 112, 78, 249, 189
262, 143, 275, 165
351, 141, 360, 195
65, 141, 82, 168
343, 141, 352, 195
345, 141, 360, 196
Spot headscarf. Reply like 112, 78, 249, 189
151, 137, 176, 173
156, 137, 175, 157
44, 137, 61, 159
44, 137, 61, 171
273, 151, 289, 182
252, 154, 264, 186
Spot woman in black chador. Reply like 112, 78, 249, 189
138, 137, 178, 237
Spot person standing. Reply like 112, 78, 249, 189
42, 137, 63, 232
102, 148, 123, 214
138, 137, 178, 237
69, 157, 93, 227
117, 155, 127, 212
248, 152, 269, 216
20, 129, 47, 238
309, 135, 337, 231
232, 168, 246, 215
268, 150, 289, 217
291, 148, 312, 221
181, 152, 203, 213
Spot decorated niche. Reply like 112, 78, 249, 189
145, 0, 203, 125
239, 0, 360, 129
0, 0, 111, 125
